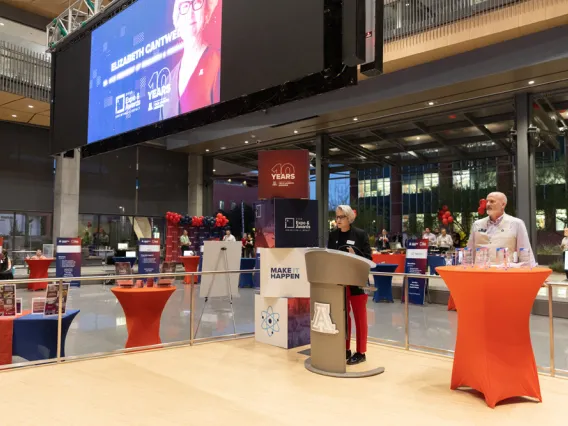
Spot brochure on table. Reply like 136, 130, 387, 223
115, 262, 134, 287
56, 238, 82, 287
44, 283, 70, 316
0, 284, 16, 317
32, 297, 46, 314
200, 241, 241, 298
259, 248, 309, 298
404, 239, 429, 305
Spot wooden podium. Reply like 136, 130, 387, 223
304, 249, 384, 378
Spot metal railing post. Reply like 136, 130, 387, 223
548, 284, 556, 377
189, 273, 195, 346
56, 279, 64, 363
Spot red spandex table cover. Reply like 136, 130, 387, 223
112, 287, 176, 349
0, 310, 32, 365
180, 256, 200, 284
436, 266, 551, 408
372, 253, 406, 273
25, 258, 54, 291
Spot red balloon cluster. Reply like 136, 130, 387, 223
166, 211, 181, 224
191, 216, 204, 227
478, 199, 487, 216
215, 213, 229, 228
437, 205, 454, 226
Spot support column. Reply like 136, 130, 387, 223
349, 170, 358, 204
188, 154, 204, 217
497, 156, 515, 203
390, 166, 402, 233
316, 134, 330, 248
515, 93, 537, 246
203, 156, 214, 216
53, 149, 80, 241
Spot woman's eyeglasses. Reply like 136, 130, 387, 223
179, 0, 204, 15
336, 215, 347, 221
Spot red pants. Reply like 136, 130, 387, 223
346, 287, 368, 354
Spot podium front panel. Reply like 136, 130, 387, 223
310, 282, 346, 374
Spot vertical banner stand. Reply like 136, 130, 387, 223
194, 247, 237, 337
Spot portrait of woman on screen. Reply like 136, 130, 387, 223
162, 0, 222, 120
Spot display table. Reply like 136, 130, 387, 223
12, 310, 79, 361
180, 256, 200, 284
436, 266, 551, 408
25, 258, 54, 291
239, 258, 256, 288
371, 263, 398, 303
112, 287, 176, 348
428, 255, 446, 275
113, 256, 136, 267
372, 253, 405, 273
0, 310, 31, 365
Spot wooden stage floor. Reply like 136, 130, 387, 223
1, 339, 568, 425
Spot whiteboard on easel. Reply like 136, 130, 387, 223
200, 241, 242, 298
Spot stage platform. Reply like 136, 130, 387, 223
1, 339, 567, 425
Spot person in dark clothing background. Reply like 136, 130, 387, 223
327, 204, 372, 366
0, 249, 13, 280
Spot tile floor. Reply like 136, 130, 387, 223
8, 279, 568, 373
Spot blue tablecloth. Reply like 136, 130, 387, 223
12, 309, 80, 361
428, 255, 447, 275
253, 253, 261, 288
371, 263, 398, 302
196, 255, 203, 284
113, 257, 136, 267
239, 258, 257, 288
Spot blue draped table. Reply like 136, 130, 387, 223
428, 255, 447, 275
12, 309, 80, 361
239, 258, 257, 288
371, 263, 398, 303
253, 253, 261, 288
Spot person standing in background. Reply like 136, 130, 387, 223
223, 229, 236, 242
0, 250, 13, 280
376, 229, 390, 251
180, 230, 190, 256
437, 228, 453, 252
422, 227, 437, 247
245, 233, 255, 258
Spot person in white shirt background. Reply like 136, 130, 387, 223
560, 228, 568, 279
422, 227, 437, 247
222, 229, 236, 242
466, 191, 536, 265
437, 228, 453, 251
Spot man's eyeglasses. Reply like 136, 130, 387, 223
179, 0, 204, 15
336, 215, 347, 221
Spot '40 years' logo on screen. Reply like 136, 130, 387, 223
147, 67, 172, 112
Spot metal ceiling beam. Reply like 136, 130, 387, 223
369, 130, 428, 163
462, 112, 513, 154
533, 99, 561, 150
413, 121, 467, 158
331, 135, 395, 166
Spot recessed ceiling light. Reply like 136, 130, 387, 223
528, 80, 535, 85
243, 181, 247, 185
353, 117, 358, 121
244, 140, 249, 144
213, 169, 216, 172
228, 179, 231, 182
416, 136, 421, 140
251, 134, 256, 138
293, 130, 298, 134
428, 101, 435, 106
0, 23, 4, 26
220, 146, 226, 150
11, 114, 17, 118
28, 105, 34, 109
205, 149, 210, 152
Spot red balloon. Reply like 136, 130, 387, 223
216, 213, 222, 218
478, 207, 485, 215
442, 218, 448, 225
442, 205, 448, 211
448, 216, 454, 223
444, 211, 451, 218
481, 200, 487, 208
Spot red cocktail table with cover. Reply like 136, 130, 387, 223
25, 258, 54, 291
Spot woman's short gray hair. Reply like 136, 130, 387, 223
336, 205, 356, 224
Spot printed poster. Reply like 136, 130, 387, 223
32, 297, 46, 314
138, 238, 160, 275
0, 284, 16, 317
44, 283, 70, 316
56, 238, 82, 287
403, 239, 429, 305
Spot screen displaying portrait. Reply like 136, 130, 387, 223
88, 0, 222, 143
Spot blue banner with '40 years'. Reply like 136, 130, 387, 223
56, 238, 82, 287
403, 239, 429, 305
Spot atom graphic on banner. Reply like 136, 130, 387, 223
261, 306, 280, 336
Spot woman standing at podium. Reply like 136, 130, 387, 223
327, 205, 372, 365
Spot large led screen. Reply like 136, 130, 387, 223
88, 0, 223, 143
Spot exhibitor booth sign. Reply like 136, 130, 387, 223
56, 238, 82, 287
259, 248, 309, 298
258, 150, 310, 199
274, 199, 318, 248
403, 239, 429, 305
138, 238, 160, 275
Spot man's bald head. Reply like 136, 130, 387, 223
486, 192, 507, 220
